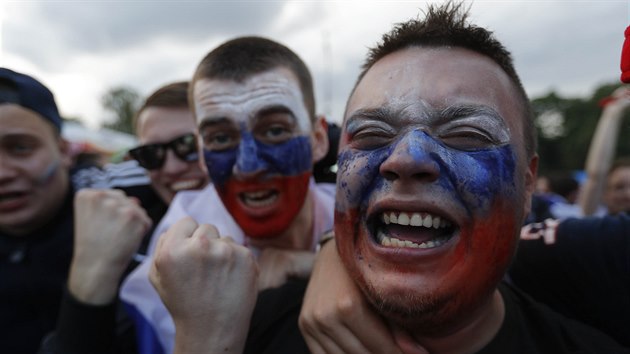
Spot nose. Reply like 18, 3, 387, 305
233, 131, 267, 177
0, 154, 19, 184
379, 130, 441, 183
161, 149, 189, 176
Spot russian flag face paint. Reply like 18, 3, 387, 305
194, 68, 315, 238
335, 47, 534, 331
204, 134, 312, 238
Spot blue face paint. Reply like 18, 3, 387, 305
336, 129, 516, 218
204, 134, 312, 187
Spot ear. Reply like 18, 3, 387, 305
311, 115, 329, 164
523, 153, 539, 219
57, 138, 74, 169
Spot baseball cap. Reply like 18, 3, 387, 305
0, 68, 62, 131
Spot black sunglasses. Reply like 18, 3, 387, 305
128, 133, 199, 170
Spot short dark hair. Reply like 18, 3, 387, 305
609, 157, 630, 176
191, 36, 316, 123
351, 1, 536, 158
134, 81, 190, 134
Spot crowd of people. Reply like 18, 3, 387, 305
1, 2, 628, 354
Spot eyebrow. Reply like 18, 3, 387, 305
347, 104, 503, 123
198, 116, 233, 131
345, 107, 399, 127
255, 104, 296, 121
436, 105, 504, 124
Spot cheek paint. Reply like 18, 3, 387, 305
204, 148, 237, 187
35, 159, 60, 185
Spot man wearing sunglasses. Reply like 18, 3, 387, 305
129, 81, 208, 205
119, 36, 335, 354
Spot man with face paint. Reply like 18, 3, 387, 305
298, 3, 629, 354
0, 67, 76, 353
120, 36, 333, 354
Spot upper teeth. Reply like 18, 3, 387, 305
383, 212, 451, 229
171, 180, 201, 191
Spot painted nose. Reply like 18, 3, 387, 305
233, 131, 268, 176
379, 130, 441, 183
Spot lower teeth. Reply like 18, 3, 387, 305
377, 231, 449, 249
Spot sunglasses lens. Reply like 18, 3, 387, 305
172, 134, 199, 161
129, 144, 166, 170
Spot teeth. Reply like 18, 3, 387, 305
242, 190, 278, 207
171, 179, 201, 191
377, 230, 450, 249
382, 212, 451, 229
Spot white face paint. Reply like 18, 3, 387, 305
194, 67, 312, 135
193, 67, 316, 239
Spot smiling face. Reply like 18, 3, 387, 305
194, 67, 326, 239
336, 47, 536, 333
136, 106, 208, 203
0, 104, 71, 236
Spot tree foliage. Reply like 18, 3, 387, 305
101, 86, 141, 135
532, 82, 630, 175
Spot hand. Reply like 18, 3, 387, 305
257, 248, 314, 290
520, 218, 560, 245
69, 189, 151, 305
149, 218, 258, 354
299, 240, 404, 354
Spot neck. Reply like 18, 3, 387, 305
248, 191, 314, 251
391, 289, 505, 354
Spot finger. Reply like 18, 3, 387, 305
168, 217, 199, 240
192, 223, 220, 240
301, 324, 347, 354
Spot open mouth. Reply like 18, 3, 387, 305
170, 179, 204, 192
0, 191, 27, 203
239, 189, 279, 208
368, 211, 458, 250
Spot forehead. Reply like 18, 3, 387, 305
347, 47, 524, 142
0, 104, 57, 140
193, 67, 311, 131
136, 106, 195, 143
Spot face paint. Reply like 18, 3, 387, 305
335, 128, 523, 332
204, 134, 312, 238
194, 68, 317, 239
35, 159, 60, 185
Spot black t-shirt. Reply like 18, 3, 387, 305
479, 282, 628, 353
0, 188, 75, 354
245, 277, 310, 354
509, 214, 630, 347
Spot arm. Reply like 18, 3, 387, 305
149, 218, 259, 354
68, 189, 152, 304
298, 240, 404, 354
579, 87, 630, 215
51, 189, 151, 353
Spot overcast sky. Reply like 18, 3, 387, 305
1, 1, 628, 130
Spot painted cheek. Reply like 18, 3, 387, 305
256, 135, 313, 176
335, 145, 392, 213
444, 145, 517, 216
203, 148, 236, 188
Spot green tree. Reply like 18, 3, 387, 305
101, 86, 141, 134
531, 82, 630, 175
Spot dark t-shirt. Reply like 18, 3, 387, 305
0, 188, 75, 354
479, 282, 628, 353
509, 214, 630, 347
